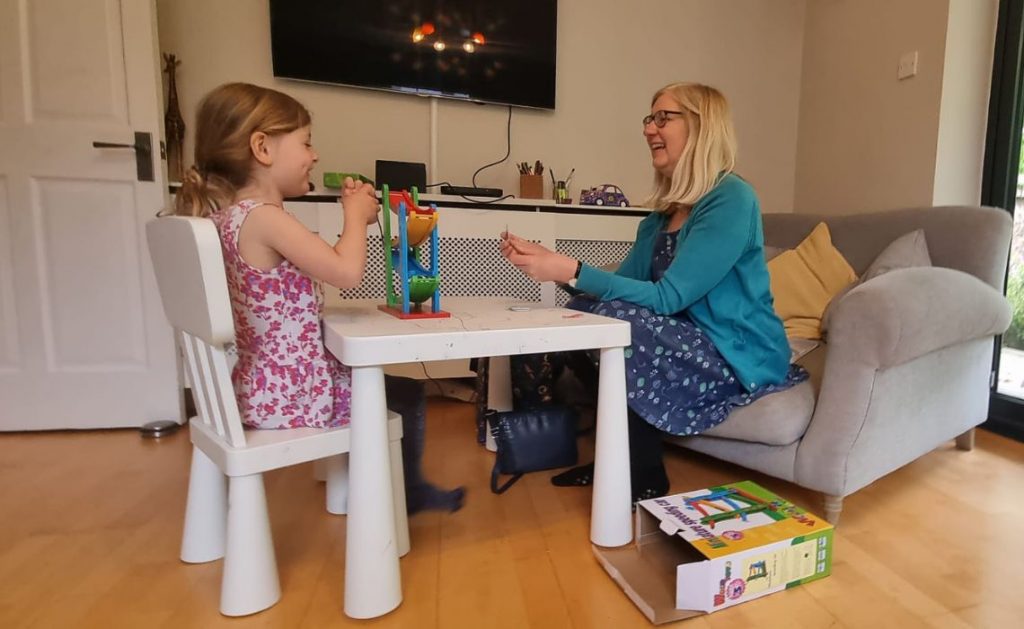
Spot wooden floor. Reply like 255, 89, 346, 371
1, 399, 1022, 628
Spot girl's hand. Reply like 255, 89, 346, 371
500, 231, 579, 283
340, 176, 379, 226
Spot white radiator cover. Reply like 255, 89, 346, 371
284, 200, 644, 309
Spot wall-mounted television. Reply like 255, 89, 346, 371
269, 0, 558, 110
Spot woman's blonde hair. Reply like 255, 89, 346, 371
644, 82, 737, 211
173, 82, 311, 217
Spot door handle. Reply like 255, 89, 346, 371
92, 131, 154, 182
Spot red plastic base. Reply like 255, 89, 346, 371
378, 304, 451, 319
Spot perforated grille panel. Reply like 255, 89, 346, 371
334, 236, 633, 304
556, 239, 632, 267
337, 236, 542, 302
554, 239, 633, 305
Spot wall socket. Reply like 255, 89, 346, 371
898, 51, 919, 80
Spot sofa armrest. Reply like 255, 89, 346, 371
827, 267, 1010, 368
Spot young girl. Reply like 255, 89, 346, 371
174, 82, 463, 514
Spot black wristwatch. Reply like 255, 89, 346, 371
567, 260, 583, 288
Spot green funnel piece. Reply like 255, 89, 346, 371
407, 275, 440, 304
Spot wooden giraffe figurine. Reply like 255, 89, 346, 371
163, 53, 186, 182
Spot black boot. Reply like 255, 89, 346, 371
627, 410, 669, 502
551, 410, 669, 503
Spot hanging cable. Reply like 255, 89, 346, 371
463, 105, 515, 203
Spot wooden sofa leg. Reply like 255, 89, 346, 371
823, 494, 843, 525
955, 428, 975, 451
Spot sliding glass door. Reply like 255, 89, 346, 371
984, 0, 1024, 440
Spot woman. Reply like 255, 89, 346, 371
500, 82, 807, 502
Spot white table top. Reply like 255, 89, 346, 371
323, 297, 630, 367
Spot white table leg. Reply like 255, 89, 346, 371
345, 365, 402, 618
591, 346, 632, 547
485, 355, 514, 452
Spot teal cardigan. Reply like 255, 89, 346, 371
575, 173, 790, 391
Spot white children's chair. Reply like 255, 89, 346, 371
146, 216, 409, 617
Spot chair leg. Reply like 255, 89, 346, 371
389, 438, 411, 557
313, 458, 328, 482
325, 453, 349, 515
955, 428, 975, 451
220, 474, 280, 617
823, 494, 843, 525
180, 446, 227, 563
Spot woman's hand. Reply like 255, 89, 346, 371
501, 231, 579, 283
340, 176, 379, 226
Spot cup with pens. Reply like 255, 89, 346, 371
550, 167, 574, 204
518, 160, 544, 199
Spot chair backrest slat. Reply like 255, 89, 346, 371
147, 216, 247, 448
180, 330, 221, 438
191, 332, 228, 439
206, 339, 245, 446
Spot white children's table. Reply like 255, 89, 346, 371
323, 297, 632, 619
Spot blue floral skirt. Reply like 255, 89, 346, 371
566, 297, 808, 436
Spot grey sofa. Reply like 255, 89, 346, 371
668, 206, 1012, 524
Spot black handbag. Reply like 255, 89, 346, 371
486, 407, 578, 494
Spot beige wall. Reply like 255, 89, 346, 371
794, 0, 952, 214
156, 0, 807, 212
933, 0, 998, 206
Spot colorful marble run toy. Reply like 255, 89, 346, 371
684, 487, 777, 528
378, 185, 449, 319
747, 560, 768, 581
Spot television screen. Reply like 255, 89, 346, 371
269, 0, 558, 110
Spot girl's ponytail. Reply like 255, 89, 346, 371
173, 165, 210, 217
173, 165, 234, 217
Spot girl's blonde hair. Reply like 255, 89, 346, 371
173, 82, 311, 217
644, 82, 737, 211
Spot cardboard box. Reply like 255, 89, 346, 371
594, 481, 833, 624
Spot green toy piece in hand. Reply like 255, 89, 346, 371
323, 172, 374, 188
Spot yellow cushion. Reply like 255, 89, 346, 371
767, 222, 857, 340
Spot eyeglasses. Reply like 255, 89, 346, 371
642, 110, 685, 128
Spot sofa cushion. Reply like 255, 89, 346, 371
764, 245, 785, 261
788, 337, 819, 363
701, 380, 815, 445
766, 222, 858, 340
821, 229, 933, 334
701, 345, 825, 446
861, 228, 932, 282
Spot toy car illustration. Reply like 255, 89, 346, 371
580, 184, 629, 207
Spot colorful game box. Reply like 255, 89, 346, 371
594, 481, 833, 624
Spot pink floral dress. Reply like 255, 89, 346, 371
211, 200, 352, 429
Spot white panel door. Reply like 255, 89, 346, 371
0, 0, 180, 429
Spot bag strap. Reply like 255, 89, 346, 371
490, 460, 523, 494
